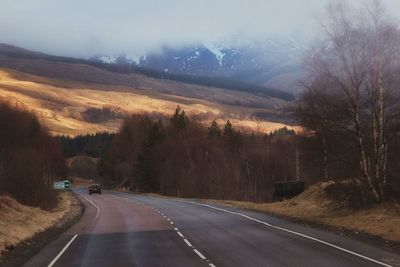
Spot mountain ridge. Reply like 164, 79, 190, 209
89, 37, 306, 95
0, 43, 297, 136
0, 43, 294, 101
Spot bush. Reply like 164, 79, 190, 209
323, 180, 373, 209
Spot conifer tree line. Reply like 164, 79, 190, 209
55, 132, 115, 158
99, 106, 298, 202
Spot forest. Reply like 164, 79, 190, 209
99, 106, 300, 202
98, 99, 400, 205
0, 102, 67, 209
56, 132, 115, 158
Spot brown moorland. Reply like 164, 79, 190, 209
0, 45, 298, 136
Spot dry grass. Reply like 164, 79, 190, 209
0, 192, 71, 253
208, 183, 400, 242
0, 68, 299, 136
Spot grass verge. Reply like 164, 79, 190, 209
205, 183, 400, 252
0, 191, 83, 266
133, 183, 400, 251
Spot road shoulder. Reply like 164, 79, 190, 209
0, 191, 84, 267
124, 190, 400, 255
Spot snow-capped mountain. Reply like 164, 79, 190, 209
89, 54, 139, 65
90, 37, 307, 93
139, 44, 221, 76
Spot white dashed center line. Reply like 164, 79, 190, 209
183, 239, 193, 247
193, 249, 207, 260
152, 207, 216, 266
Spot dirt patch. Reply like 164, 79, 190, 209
0, 191, 83, 267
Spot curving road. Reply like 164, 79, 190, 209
23, 188, 400, 267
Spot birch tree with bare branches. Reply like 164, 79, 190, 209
301, 0, 400, 202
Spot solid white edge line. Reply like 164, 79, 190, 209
189, 202, 392, 267
193, 249, 207, 260
47, 234, 78, 267
77, 192, 101, 221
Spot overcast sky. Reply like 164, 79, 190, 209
1, 0, 400, 57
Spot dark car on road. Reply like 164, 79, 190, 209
89, 184, 101, 195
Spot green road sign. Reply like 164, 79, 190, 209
53, 180, 71, 190
64, 180, 71, 189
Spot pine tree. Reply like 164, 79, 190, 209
170, 105, 188, 132
208, 120, 221, 137
223, 120, 243, 151
133, 120, 164, 192
223, 120, 233, 137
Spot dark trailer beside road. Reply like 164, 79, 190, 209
272, 180, 305, 201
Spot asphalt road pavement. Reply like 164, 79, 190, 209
23, 189, 400, 267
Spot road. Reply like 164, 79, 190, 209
23, 188, 400, 267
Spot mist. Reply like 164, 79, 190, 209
1, 0, 400, 57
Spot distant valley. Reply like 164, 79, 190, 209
0, 44, 299, 136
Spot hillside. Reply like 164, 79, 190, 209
0, 44, 295, 101
0, 45, 298, 136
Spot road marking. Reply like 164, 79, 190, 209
177, 231, 184, 238
107, 193, 218, 267
193, 249, 207, 260
47, 234, 78, 267
183, 239, 193, 247
77, 192, 101, 221
189, 202, 392, 267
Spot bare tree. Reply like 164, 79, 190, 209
302, 0, 400, 202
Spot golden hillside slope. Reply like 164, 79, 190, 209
0, 68, 298, 136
